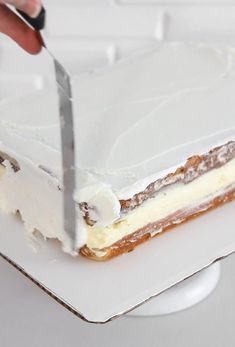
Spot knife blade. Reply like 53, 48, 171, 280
17, 7, 77, 252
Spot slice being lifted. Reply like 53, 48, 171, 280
0, 42, 235, 261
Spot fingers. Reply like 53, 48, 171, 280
0, 0, 42, 18
0, 4, 42, 54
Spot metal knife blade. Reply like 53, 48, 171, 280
17, 8, 77, 252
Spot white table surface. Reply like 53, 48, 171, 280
0, 253, 235, 347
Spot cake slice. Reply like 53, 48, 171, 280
0, 42, 235, 261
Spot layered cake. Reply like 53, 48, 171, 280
0, 42, 235, 260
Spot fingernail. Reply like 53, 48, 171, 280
29, 0, 42, 18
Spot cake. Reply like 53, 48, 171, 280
0, 42, 235, 261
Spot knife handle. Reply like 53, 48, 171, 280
16, 6, 46, 31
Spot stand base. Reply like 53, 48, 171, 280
128, 262, 221, 317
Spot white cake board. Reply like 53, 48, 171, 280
0, 201, 234, 323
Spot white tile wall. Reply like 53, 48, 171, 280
45, 5, 164, 39
165, 5, 235, 42
40, 0, 235, 72
42, 0, 166, 72
43, 0, 235, 44
118, 0, 235, 4
44, 0, 114, 5
2, 0, 235, 97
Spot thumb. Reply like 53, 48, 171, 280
0, 4, 42, 54
0, 0, 42, 18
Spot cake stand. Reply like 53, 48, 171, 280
128, 262, 221, 317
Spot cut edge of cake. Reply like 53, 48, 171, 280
79, 141, 235, 260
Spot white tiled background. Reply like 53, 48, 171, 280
2, 0, 235, 97
43, 0, 235, 45
42, 0, 235, 74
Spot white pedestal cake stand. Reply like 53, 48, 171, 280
128, 262, 221, 317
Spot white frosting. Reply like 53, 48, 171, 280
75, 183, 120, 227
0, 42, 235, 249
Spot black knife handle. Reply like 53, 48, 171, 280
17, 6, 46, 31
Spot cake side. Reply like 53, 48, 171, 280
80, 142, 235, 260
0, 140, 234, 260
80, 186, 235, 261
81, 141, 235, 225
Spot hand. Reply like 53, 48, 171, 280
0, 0, 42, 54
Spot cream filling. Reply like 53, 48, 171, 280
87, 158, 235, 254
0, 160, 87, 252
0, 164, 5, 178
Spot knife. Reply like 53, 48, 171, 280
17, 7, 77, 253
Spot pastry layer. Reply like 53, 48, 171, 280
81, 141, 235, 225
80, 187, 235, 261
119, 141, 235, 215
83, 157, 235, 258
